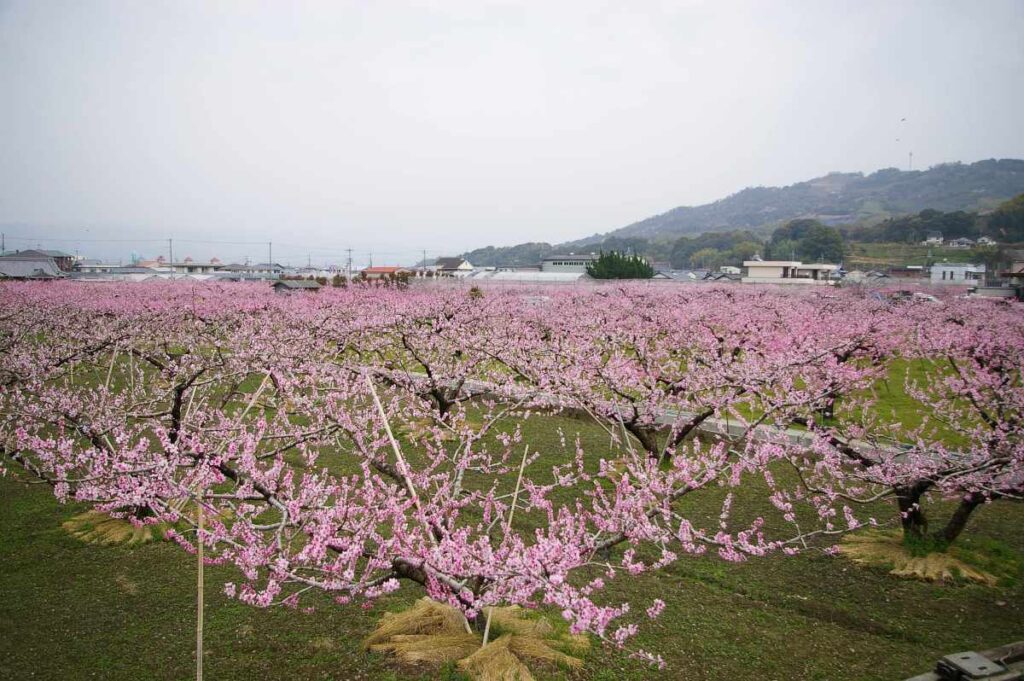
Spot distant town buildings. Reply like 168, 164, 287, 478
1, 243, 1020, 303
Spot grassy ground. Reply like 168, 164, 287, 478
2, 407, 1022, 680
846, 242, 999, 268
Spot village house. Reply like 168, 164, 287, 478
1, 249, 76, 272
922, 232, 944, 245
272, 280, 322, 294
162, 257, 223, 274
742, 260, 840, 285
930, 262, 985, 285
433, 257, 474, 278
217, 262, 287, 279
999, 250, 1024, 281
361, 266, 412, 280
0, 254, 66, 279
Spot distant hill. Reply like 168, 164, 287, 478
463, 159, 1024, 266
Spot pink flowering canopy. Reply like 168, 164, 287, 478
1, 281, 1021, 668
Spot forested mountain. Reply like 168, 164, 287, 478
464, 159, 1024, 267
460, 242, 556, 268
574, 159, 1024, 245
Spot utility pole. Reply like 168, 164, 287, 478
422, 249, 427, 276
268, 241, 272, 267
908, 151, 913, 171
169, 238, 174, 265
346, 248, 352, 281
1, 232, 5, 253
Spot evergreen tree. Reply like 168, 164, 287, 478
586, 251, 655, 279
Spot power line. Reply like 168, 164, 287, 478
175, 238, 276, 246
1, 234, 167, 243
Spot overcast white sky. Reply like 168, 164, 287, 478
1, 0, 1022, 265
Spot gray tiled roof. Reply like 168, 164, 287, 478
273, 280, 321, 289
434, 257, 468, 269
0, 257, 64, 279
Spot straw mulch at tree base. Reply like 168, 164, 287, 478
458, 633, 585, 681
63, 501, 226, 546
839, 530, 998, 586
364, 598, 589, 680
399, 418, 483, 443
62, 510, 161, 545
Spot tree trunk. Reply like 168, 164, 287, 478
429, 387, 453, 422
931, 493, 984, 547
820, 396, 836, 421
666, 408, 716, 452
894, 482, 930, 540
624, 423, 660, 460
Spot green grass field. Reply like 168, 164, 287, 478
2, 404, 1022, 680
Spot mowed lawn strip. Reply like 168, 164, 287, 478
2, 407, 1021, 680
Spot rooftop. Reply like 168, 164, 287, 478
1, 249, 73, 259
0, 257, 65, 279
273, 280, 322, 289
434, 257, 469, 269
363, 266, 409, 274
541, 253, 598, 261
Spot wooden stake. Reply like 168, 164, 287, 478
482, 445, 530, 648
196, 502, 204, 681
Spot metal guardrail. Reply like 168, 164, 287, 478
905, 642, 1024, 681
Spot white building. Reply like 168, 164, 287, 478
947, 237, 975, 249
434, 257, 474, 278
742, 260, 840, 285
540, 254, 598, 273
930, 262, 985, 285
162, 258, 223, 274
